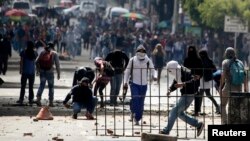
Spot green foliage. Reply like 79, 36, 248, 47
183, 0, 250, 30
182, 0, 204, 25
198, 0, 228, 29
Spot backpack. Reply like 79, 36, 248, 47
229, 59, 245, 85
103, 62, 115, 77
39, 51, 53, 70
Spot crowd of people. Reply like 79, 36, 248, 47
0, 5, 249, 137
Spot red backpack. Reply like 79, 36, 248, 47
39, 51, 53, 70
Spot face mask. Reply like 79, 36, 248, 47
136, 52, 146, 60
169, 68, 182, 82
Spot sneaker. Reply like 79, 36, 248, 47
192, 112, 199, 117
85, 113, 94, 120
16, 100, 23, 105
197, 122, 204, 137
28, 100, 34, 106
215, 106, 221, 114
129, 113, 134, 122
48, 102, 54, 107
109, 103, 118, 106
72, 114, 77, 119
160, 130, 169, 135
134, 120, 139, 125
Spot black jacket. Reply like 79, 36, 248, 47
105, 50, 129, 74
72, 67, 95, 86
169, 66, 199, 95
63, 85, 93, 104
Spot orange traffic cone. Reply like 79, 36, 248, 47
36, 106, 53, 120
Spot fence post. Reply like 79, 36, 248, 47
228, 92, 250, 124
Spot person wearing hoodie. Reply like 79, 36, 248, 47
63, 77, 97, 120
123, 44, 157, 125
198, 49, 220, 114
183, 45, 203, 116
160, 60, 204, 136
219, 47, 248, 124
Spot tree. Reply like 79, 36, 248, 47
183, 0, 250, 30
182, 0, 204, 26
198, 0, 250, 30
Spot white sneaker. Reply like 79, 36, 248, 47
135, 120, 139, 125
129, 113, 134, 122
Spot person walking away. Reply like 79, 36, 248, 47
152, 43, 165, 85
219, 47, 248, 124
35, 42, 61, 107
183, 45, 203, 116
63, 77, 97, 119
16, 41, 38, 105
0, 34, 12, 75
105, 48, 129, 105
160, 60, 204, 136
123, 45, 157, 125
93, 57, 113, 108
198, 50, 220, 114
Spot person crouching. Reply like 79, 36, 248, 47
63, 77, 97, 119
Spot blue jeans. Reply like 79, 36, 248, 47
129, 82, 147, 121
36, 71, 54, 101
73, 96, 97, 114
163, 94, 200, 134
110, 73, 123, 104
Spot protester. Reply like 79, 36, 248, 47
198, 49, 220, 114
17, 41, 38, 105
152, 43, 165, 84
105, 48, 129, 105
63, 77, 97, 119
35, 42, 60, 107
93, 57, 112, 108
219, 47, 248, 124
183, 45, 203, 116
123, 45, 157, 125
160, 60, 204, 136
0, 34, 12, 75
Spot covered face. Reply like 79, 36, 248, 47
136, 45, 146, 60
166, 60, 182, 82
94, 57, 103, 67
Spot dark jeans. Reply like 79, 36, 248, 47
19, 73, 35, 102
93, 81, 107, 102
109, 73, 123, 104
0, 56, 8, 75
195, 89, 220, 113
